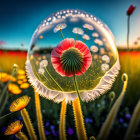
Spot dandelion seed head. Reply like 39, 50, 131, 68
54, 23, 67, 33
72, 27, 84, 35
83, 24, 94, 30
40, 60, 48, 68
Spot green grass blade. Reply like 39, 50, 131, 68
97, 73, 128, 140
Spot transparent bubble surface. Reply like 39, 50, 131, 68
26, 9, 120, 103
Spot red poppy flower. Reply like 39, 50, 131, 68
127, 5, 136, 16
51, 38, 92, 77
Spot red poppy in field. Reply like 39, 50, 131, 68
51, 38, 92, 77
127, 5, 136, 16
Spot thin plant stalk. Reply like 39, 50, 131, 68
72, 98, 87, 140
124, 99, 140, 140
74, 33, 78, 47
34, 91, 46, 140
73, 74, 82, 103
20, 108, 37, 140
0, 112, 13, 120
59, 100, 67, 140
15, 131, 28, 140
0, 69, 16, 115
44, 67, 63, 91
97, 73, 128, 140
84, 28, 88, 42
60, 29, 65, 40
127, 16, 130, 51
127, 15, 130, 76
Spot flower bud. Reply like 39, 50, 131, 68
109, 91, 115, 101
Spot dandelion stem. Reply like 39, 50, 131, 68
20, 108, 37, 140
41, 73, 49, 83
60, 29, 65, 40
73, 74, 82, 104
31, 57, 42, 81
73, 33, 78, 47
34, 91, 46, 140
44, 67, 63, 91
15, 131, 28, 140
97, 73, 128, 140
75, 33, 78, 41
59, 100, 67, 140
85, 28, 88, 33
83, 28, 88, 43
72, 98, 87, 140
83, 36, 86, 43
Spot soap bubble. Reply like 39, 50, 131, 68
26, 9, 120, 103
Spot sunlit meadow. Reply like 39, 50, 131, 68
0, 2, 140, 140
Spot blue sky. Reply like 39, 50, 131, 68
0, 0, 140, 49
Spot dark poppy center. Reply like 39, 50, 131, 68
60, 47, 83, 74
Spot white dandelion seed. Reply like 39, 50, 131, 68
40, 60, 48, 68
82, 34, 90, 40
72, 27, 84, 35
102, 55, 110, 63
94, 38, 103, 46
92, 32, 99, 38
90, 45, 98, 53
101, 63, 109, 72
54, 23, 67, 33
83, 24, 94, 30
38, 68, 45, 74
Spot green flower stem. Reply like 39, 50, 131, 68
41, 73, 49, 83
60, 29, 65, 40
31, 57, 42, 81
44, 67, 63, 91
127, 16, 130, 51
0, 69, 16, 115
127, 15, 130, 76
97, 73, 128, 140
85, 28, 88, 33
84, 28, 88, 43
83, 38, 86, 43
73, 33, 78, 47
73, 74, 82, 104
0, 112, 14, 120
75, 33, 78, 41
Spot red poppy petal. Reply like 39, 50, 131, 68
59, 38, 74, 50
51, 48, 61, 58
75, 41, 90, 56
55, 65, 66, 76
127, 5, 136, 15
80, 66, 86, 73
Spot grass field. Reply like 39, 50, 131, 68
0, 49, 140, 104
0, 49, 140, 139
